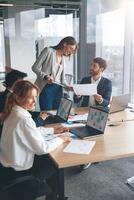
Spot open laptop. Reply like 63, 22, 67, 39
44, 97, 72, 124
109, 94, 130, 114
70, 106, 109, 139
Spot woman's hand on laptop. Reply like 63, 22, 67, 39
54, 126, 69, 134
54, 126, 71, 143
40, 112, 50, 120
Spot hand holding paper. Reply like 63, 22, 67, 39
73, 84, 97, 96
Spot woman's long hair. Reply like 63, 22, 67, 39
2, 80, 39, 121
51, 36, 78, 53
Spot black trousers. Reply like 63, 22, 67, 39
32, 154, 58, 200
0, 154, 58, 200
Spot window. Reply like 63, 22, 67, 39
96, 9, 125, 95
87, 0, 134, 103
0, 22, 5, 83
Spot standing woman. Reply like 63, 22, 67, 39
32, 36, 78, 110
0, 80, 70, 200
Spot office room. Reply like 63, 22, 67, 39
1, 0, 134, 199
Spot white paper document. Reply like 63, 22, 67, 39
68, 113, 88, 122
73, 84, 97, 96
62, 123, 85, 128
63, 139, 96, 155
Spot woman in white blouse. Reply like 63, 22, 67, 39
0, 80, 70, 200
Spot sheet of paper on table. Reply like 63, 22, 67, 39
63, 139, 96, 155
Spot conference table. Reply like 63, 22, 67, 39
49, 107, 134, 200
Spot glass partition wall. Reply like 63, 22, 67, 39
86, 0, 126, 96
3, 5, 79, 83
0, 21, 5, 84
86, 0, 134, 103
2, 0, 134, 103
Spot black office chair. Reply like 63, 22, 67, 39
0, 175, 40, 200
0, 165, 51, 200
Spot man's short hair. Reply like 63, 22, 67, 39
3, 70, 27, 88
93, 57, 107, 70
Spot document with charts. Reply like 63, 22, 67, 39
63, 140, 96, 155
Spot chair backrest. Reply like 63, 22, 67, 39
0, 175, 39, 200
65, 74, 74, 85
0, 163, 51, 200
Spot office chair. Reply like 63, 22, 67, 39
64, 74, 74, 99
0, 164, 51, 200
0, 175, 40, 200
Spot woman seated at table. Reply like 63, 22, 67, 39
0, 80, 70, 200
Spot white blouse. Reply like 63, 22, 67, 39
52, 51, 63, 84
53, 63, 63, 83
0, 105, 63, 171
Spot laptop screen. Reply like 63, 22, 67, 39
56, 97, 72, 121
87, 106, 108, 132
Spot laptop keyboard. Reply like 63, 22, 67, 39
70, 128, 86, 139
44, 115, 64, 124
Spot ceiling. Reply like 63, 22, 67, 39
0, 0, 82, 19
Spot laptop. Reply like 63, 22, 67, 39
44, 97, 72, 124
109, 94, 130, 114
70, 106, 109, 139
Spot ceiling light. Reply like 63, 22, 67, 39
0, 3, 14, 7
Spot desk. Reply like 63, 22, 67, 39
50, 108, 134, 200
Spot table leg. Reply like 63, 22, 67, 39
57, 168, 65, 200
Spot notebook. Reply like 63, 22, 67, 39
44, 97, 72, 124
109, 94, 130, 114
70, 106, 109, 139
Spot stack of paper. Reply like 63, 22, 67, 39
63, 139, 96, 155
